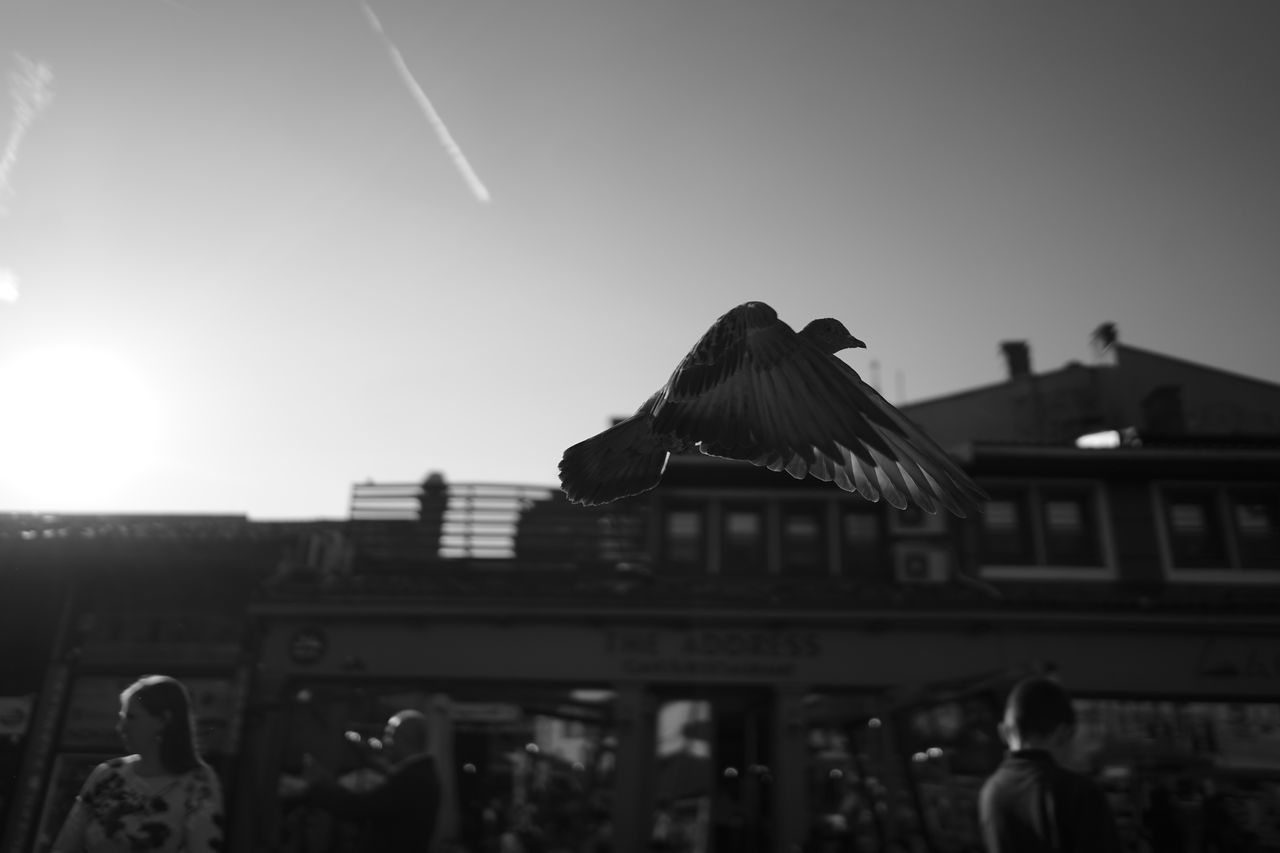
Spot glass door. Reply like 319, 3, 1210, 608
650, 688, 774, 853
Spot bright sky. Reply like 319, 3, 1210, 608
2, 0, 1278, 518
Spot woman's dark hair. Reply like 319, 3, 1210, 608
121, 674, 203, 774
1004, 676, 1076, 739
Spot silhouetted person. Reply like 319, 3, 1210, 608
417, 471, 448, 557
302, 709, 441, 852
979, 677, 1122, 853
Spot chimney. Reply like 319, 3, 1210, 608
1000, 341, 1032, 379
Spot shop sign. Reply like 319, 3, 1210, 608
80, 611, 242, 664
605, 628, 822, 679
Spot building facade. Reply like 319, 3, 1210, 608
2, 337, 1278, 853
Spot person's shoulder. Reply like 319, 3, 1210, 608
979, 761, 1013, 802
81, 755, 133, 792
95, 755, 135, 776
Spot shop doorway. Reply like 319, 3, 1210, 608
650, 687, 774, 853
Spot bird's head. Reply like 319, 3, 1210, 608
799, 318, 866, 354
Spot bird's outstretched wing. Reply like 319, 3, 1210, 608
654, 302, 987, 517
709, 380, 989, 516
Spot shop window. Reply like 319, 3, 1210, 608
895, 688, 1006, 850
276, 683, 617, 853
1070, 697, 1280, 850
721, 504, 767, 576
802, 692, 900, 850
840, 509, 882, 574
1158, 484, 1280, 577
782, 502, 828, 576
663, 505, 706, 572
652, 692, 773, 853
979, 482, 1112, 578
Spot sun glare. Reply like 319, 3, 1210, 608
0, 344, 163, 510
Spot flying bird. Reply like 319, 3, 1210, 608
559, 301, 988, 516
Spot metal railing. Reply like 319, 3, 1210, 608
349, 480, 650, 564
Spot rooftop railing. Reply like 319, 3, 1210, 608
348, 480, 650, 563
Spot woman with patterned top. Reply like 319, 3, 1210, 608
51, 674, 225, 853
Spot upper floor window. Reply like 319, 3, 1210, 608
782, 502, 828, 576
721, 503, 768, 576
663, 506, 705, 572
1040, 487, 1103, 566
840, 507, 882, 574
1157, 484, 1280, 580
978, 482, 1112, 579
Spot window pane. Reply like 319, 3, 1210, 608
782, 502, 828, 576
1041, 489, 1102, 566
664, 507, 705, 571
722, 505, 768, 576
654, 694, 774, 853
1164, 489, 1227, 568
979, 490, 1034, 565
841, 510, 881, 575
1230, 487, 1280, 570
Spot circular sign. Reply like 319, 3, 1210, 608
289, 626, 328, 665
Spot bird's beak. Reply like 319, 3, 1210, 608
846, 335, 866, 350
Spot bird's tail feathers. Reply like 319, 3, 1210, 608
559, 415, 669, 506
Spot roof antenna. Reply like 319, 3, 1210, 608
1091, 322, 1119, 366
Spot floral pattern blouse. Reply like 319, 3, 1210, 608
52, 755, 225, 853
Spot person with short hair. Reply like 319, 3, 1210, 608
52, 674, 225, 853
979, 676, 1122, 853
302, 709, 442, 852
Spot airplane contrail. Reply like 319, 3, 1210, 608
357, 1, 491, 204
0, 54, 55, 214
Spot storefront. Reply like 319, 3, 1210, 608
230, 608, 1280, 853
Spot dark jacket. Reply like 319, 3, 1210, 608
307, 753, 441, 853
979, 749, 1122, 853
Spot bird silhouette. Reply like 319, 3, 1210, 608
559, 301, 988, 516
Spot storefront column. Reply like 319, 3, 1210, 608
773, 685, 809, 853
612, 683, 656, 853
230, 672, 291, 852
